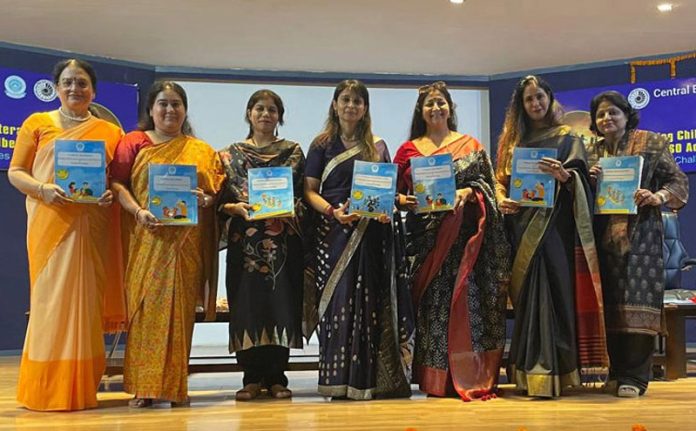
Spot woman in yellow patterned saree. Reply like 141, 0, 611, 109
111, 81, 223, 407
8, 59, 126, 411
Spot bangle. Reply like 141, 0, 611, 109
135, 208, 144, 220
324, 204, 334, 219
37, 183, 45, 201
656, 190, 668, 205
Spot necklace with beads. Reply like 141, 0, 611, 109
59, 107, 92, 122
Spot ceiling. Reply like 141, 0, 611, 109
1, 0, 694, 76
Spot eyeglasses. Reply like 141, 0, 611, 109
418, 81, 447, 94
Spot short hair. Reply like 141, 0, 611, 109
52, 58, 98, 91
589, 90, 640, 135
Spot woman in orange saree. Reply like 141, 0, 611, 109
111, 81, 223, 407
394, 82, 510, 401
8, 59, 126, 411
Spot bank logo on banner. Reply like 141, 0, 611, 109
628, 88, 650, 109
33, 79, 57, 102
4, 75, 26, 99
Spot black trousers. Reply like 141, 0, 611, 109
607, 333, 654, 395
236, 345, 289, 387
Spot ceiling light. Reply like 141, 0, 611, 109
657, 3, 673, 12
450, 0, 465, 4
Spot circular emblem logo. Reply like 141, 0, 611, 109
628, 88, 650, 110
75, 142, 85, 151
371, 164, 379, 173
33, 79, 57, 102
427, 157, 436, 166
615, 159, 622, 167
168, 166, 177, 175
266, 169, 273, 176
4, 75, 26, 99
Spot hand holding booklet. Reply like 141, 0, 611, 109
148, 164, 198, 225
595, 155, 644, 214
54, 139, 106, 203
247, 166, 295, 220
410, 153, 456, 214
349, 160, 397, 220
509, 147, 558, 208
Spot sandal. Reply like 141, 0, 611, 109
128, 397, 153, 408
617, 384, 640, 398
235, 383, 261, 401
270, 384, 292, 399
171, 397, 191, 408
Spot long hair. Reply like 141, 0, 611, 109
245, 89, 285, 139
137, 81, 193, 136
409, 81, 458, 140
314, 79, 377, 162
496, 75, 563, 173
589, 90, 639, 136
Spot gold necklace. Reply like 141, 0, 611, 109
340, 133, 358, 142
59, 107, 91, 122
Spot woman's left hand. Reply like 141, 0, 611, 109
376, 213, 391, 224
454, 187, 477, 209
97, 189, 114, 207
538, 157, 571, 183
193, 188, 213, 208
634, 188, 663, 207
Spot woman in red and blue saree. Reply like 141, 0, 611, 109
393, 82, 510, 401
495, 75, 608, 398
303, 80, 413, 400
587, 91, 688, 397
218, 90, 305, 401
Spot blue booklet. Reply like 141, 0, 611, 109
595, 155, 644, 215
148, 164, 198, 225
510, 147, 558, 208
349, 160, 397, 220
248, 166, 295, 220
54, 140, 106, 203
410, 153, 456, 213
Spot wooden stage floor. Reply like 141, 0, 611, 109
1, 356, 695, 431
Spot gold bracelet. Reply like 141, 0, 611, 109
135, 208, 144, 220
37, 183, 45, 201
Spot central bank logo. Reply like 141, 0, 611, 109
4, 75, 26, 99
627, 88, 650, 110
34, 79, 57, 102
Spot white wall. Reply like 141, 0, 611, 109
179, 80, 490, 347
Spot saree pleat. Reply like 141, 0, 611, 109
13, 113, 125, 411
394, 136, 510, 400
122, 133, 223, 402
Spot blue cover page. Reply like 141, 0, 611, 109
410, 153, 456, 213
148, 164, 198, 225
510, 147, 558, 208
54, 140, 106, 203
248, 166, 295, 220
349, 160, 397, 220
595, 155, 644, 214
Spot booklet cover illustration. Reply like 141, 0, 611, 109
510, 147, 558, 208
54, 140, 106, 203
248, 166, 295, 220
410, 153, 456, 213
349, 161, 397, 220
595, 155, 644, 214
148, 164, 198, 225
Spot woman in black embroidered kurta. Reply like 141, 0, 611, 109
219, 90, 305, 400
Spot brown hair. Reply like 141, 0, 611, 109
313, 79, 378, 162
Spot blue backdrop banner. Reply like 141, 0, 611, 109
0, 66, 138, 170
556, 77, 696, 173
